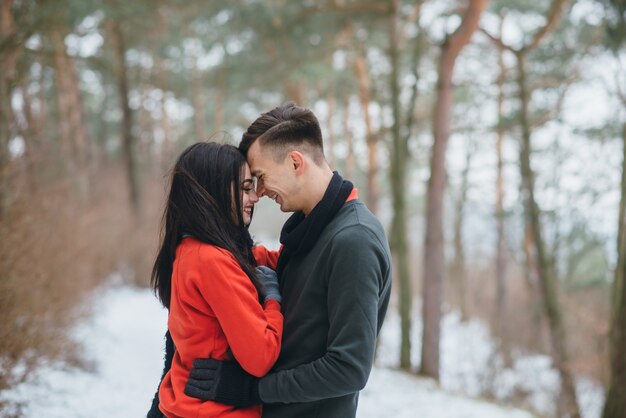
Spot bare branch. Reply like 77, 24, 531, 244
479, 27, 513, 52
521, 0, 569, 54
443, 0, 488, 61
531, 71, 579, 129
300, 0, 390, 18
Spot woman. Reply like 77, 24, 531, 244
149, 142, 282, 418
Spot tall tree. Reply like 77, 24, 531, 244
421, 0, 487, 381
388, 0, 412, 370
451, 137, 473, 321
484, 0, 580, 414
601, 0, 626, 415
342, 95, 355, 180
493, 12, 511, 364
354, 44, 379, 214
108, 18, 139, 212
387, 0, 425, 370
50, 23, 91, 197
604, 103, 626, 418
0, 0, 17, 213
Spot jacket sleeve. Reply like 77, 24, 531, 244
191, 246, 283, 377
258, 225, 390, 403
252, 245, 281, 270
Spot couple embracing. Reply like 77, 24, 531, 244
147, 102, 392, 418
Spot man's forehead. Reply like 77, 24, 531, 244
246, 141, 268, 175
246, 157, 262, 177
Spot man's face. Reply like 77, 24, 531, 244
247, 141, 300, 212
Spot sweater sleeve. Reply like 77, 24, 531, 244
258, 225, 389, 403
191, 246, 283, 377
252, 245, 281, 270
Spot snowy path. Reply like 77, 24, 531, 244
1, 284, 536, 418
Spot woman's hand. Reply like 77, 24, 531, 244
255, 266, 281, 303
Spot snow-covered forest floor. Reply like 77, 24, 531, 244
0, 277, 603, 418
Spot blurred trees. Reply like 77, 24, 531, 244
601, 0, 626, 415
484, 0, 581, 414
0, 0, 623, 416
420, 0, 487, 381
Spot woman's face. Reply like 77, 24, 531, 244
240, 162, 259, 226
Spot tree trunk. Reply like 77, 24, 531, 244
354, 47, 379, 215
494, 35, 510, 363
0, 0, 17, 213
191, 63, 206, 140
51, 25, 90, 197
342, 95, 355, 180
138, 85, 154, 173
421, 0, 487, 381
326, 93, 336, 169
387, 0, 412, 370
523, 222, 547, 351
516, 54, 580, 418
284, 79, 306, 105
18, 78, 38, 191
602, 121, 626, 418
451, 140, 472, 321
160, 92, 172, 170
214, 66, 225, 133
156, 57, 173, 172
109, 20, 140, 213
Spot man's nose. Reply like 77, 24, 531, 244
256, 183, 267, 198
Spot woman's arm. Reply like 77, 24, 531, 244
252, 245, 281, 270
191, 246, 283, 377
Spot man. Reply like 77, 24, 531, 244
184, 102, 392, 418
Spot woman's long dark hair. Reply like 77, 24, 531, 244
151, 142, 259, 309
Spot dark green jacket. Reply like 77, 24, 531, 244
258, 199, 392, 418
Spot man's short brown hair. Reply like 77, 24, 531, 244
239, 102, 325, 164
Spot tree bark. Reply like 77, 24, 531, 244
109, 20, 140, 213
494, 30, 510, 363
191, 63, 206, 141
483, 0, 577, 411
283, 78, 306, 106
354, 47, 379, 215
388, 0, 412, 370
50, 25, 91, 198
451, 140, 472, 321
0, 0, 16, 213
421, 0, 487, 381
326, 93, 336, 169
214, 66, 225, 133
602, 121, 626, 418
517, 54, 580, 418
18, 78, 38, 191
342, 95, 355, 180
137, 85, 154, 172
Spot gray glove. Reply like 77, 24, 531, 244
255, 266, 281, 303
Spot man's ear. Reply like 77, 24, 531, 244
289, 151, 306, 175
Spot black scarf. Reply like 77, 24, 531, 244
275, 172, 353, 280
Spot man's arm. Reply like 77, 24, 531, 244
259, 225, 389, 403
146, 329, 175, 418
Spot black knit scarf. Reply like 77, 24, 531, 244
275, 172, 353, 281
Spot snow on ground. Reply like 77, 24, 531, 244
358, 368, 533, 418
1, 281, 168, 417
0, 281, 539, 418
376, 305, 605, 418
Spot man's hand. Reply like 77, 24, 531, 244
255, 265, 281, 303
184, 358, 261, 408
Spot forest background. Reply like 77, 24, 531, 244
0, 0, 625, 417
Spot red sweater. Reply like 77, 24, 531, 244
159, 238, 282, 418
